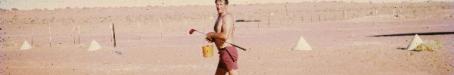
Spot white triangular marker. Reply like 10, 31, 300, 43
293, 36, 312, 51
20, 41, 32, 50
88, 40, 101, 51
407, 34, 423, 50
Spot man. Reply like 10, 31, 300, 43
205, 0, 238, 75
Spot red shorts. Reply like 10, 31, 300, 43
217, 46, 239, 70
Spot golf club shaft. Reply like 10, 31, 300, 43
229, 43, 247, 51
194, 30, 206, 34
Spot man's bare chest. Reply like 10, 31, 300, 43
214, 17, 225, 32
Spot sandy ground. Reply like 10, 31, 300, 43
1, 2, 454, 75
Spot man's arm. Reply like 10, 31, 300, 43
222, 15, 234, 40
206, 32, 225, 42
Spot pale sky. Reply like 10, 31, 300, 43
0, 0, 452, 10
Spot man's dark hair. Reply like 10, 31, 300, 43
215, 0, 229, 5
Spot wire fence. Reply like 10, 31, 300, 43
0, 2, 452, 49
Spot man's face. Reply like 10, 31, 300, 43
215, 1, 226, 14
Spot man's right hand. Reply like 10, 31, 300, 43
205, 32, 216, 42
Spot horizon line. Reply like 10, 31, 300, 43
1, 0, 452, 10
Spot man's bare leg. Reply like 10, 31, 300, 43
215, 67, 227, 75
228, 69, 238, 75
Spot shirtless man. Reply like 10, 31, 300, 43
205, 0, 238, 75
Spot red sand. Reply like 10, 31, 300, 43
1, 2, 453, 75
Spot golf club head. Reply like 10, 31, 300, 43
189, 29, 196, 35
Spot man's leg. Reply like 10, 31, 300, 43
228, 69, 238, 75
215, 67, 227, 75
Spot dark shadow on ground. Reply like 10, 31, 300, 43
397, 47, 406, 50
235, 19, 261, 22
371, 31, 454, 37
396, 47, 423, 52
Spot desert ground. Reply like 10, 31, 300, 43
1, 1, 454, 75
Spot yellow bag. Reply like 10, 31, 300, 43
202, 45, 214, 58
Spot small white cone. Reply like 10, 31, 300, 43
88, 40, 102, 51
293, 36, 312, 51
407, 34, 424, 50
20, 41, 32, 50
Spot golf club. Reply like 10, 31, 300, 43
189, 29, 247, 51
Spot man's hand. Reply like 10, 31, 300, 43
205, 32, 226, 43
205, 32, 216, 42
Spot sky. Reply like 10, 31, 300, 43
0, 0, 452, 10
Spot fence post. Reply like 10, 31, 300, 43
48, 23, 52, 47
